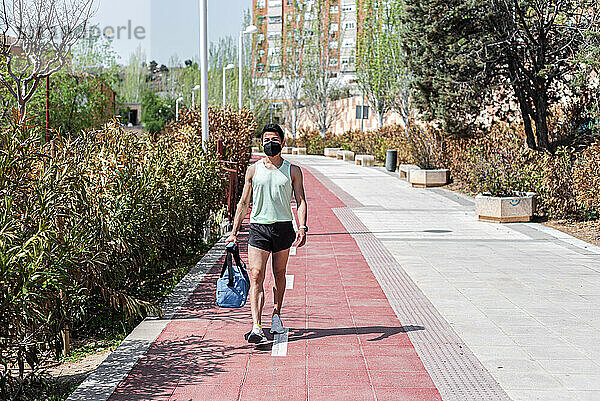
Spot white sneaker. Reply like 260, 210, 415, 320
245, 326, 268, 344
270, 314, 286, 334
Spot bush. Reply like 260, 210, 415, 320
294, 125, 416, 164
443, 121, 599, 219
141, 91, 175, 134
0, 117, 226, 399
573, 140, 600, 218
166, 105, 256, 195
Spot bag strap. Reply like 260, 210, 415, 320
220, 245, 235, 287
231, 245, 246, 272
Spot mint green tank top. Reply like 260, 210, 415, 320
250, 158, 294, 224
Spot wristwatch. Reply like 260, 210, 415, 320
299, 225, 308, 232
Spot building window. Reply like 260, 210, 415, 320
257, 0, 266, 8
341, 3, 355, 12
330, 23, 339, 32
329, 40, 338, 49
269, 15, 282, 24
268, 0, 282, 6
344, 22, 356, 30
258, 49, 266, 56
257, 63, 265, 73
269, 64, 281, 72
267, 32, 282, 39
329, 58, 338, 67
330, 5, 339, 13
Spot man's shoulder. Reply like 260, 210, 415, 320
246, 160, 261, 178
287, 161, 302, 176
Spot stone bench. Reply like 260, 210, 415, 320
324, 147, 342, 158
398, 164, 420, 180
355, 155, 375, 167
251, 146, 260, 153
292, 147, 307, 155
282, 146, 293, 154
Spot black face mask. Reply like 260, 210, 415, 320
264, 141, 282, 156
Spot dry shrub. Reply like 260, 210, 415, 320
443, 120, 597, 219
166, 105, 255, 173
294, 124, 418, 164
574, 140, 600, 217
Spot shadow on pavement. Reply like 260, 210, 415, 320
109, 337, 248, 400
286, 325, 425, 343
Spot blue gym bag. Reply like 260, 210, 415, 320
216, 242, 250, 308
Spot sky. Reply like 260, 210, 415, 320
90, 0, 251, 66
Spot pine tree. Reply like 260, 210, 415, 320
401, 0, 491, 137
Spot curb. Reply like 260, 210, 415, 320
66, 235, 229, 401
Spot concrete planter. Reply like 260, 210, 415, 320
324, 147, 342, 157
355, 155, 375, 167
475, 192, 536, 223
398, 164, 420, 180
292, 147, 307, 155
408, 169, 450, 188
251, 146, 260, 153
337, 150, 355, 162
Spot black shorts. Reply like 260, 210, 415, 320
248, 221, 296, 253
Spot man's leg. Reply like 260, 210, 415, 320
272, 248, 290, 316
248, 244, 270, 327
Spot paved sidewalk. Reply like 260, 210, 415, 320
84, 153, 600, 401
286, 155, 600, 401
108, 154, 451, 401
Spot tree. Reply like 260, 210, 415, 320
141, 90, 175, 134
302, 0, 346, 136
280, 1, 306, 138
485, 0, 600, 152
357, 0, 407, 128
118, 46, 148, 103
0, 0, 94, 119
402, 0, 492, 137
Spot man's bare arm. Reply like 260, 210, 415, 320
226, 164, 254, 242
291, 165, 308, 247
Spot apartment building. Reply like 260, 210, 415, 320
252, 0, 360, 90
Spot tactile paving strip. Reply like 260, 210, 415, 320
333, 207, 511, 401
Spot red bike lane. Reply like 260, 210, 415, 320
109, 156, 443, 401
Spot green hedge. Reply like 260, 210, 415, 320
0, 117, 228, 399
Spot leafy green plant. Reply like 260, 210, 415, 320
0, 114, 230, 400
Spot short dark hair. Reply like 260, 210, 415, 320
261, 123, 284, 142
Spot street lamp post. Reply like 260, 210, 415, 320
222, 63, 234, 107
176, 97, 184, 121
192, 85, 201, 108
199, 0, 209, 150
238, 24, 258, 111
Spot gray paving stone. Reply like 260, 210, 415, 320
288, 155, 600, 399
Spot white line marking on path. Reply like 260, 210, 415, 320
286, 275, 294, 289
271, 329, 289, 357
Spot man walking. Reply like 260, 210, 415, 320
225, 123, 308, 344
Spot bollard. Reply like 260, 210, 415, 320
385, 149, 397, 172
